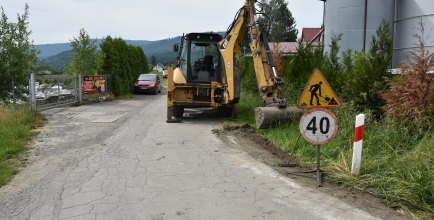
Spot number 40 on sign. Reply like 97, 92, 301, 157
299, 108, 338, 145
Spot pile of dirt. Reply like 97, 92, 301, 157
215, 124, 313, 177
221, 124, 292, 160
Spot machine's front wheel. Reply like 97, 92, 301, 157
172, 106, 184, 118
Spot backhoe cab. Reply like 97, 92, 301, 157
174, 33, 223, 84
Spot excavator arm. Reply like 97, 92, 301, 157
218, 0, 286, 107
218, 0, 301, 128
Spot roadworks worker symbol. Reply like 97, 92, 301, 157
297, 69, 341, 108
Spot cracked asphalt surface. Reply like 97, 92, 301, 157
0, 92, 402, 220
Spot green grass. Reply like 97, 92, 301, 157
0, 105, 45, 187
233, 88, 434, 219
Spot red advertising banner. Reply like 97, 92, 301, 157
82, 75, 106, 94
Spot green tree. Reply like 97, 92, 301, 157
68, 28, 99, 75
369, 18, 393, 80
0, 4, 39, 101
341, 19, 393, 118
341, 51, 374, 106
259, 0, 298, 42
239, 56, 257, 92
282, 39, 323, 86
100, 36, 148, 96
151, 55, 156, 66
321, 33, 343, 93
367, 18, 393, 118
277, 40, 323, 105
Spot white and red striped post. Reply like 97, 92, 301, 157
351, 114, 365, 175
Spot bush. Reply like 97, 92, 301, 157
381, 19, 434, 125
282, 40, 323, 87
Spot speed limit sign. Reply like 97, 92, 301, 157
300, 108, 338, 145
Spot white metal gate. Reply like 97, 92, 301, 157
29, 73, 82, 110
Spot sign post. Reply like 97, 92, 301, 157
316, 145, 321, 186
299, 108, 338, 187
292, 69, 341, 187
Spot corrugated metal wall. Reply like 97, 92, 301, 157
393, 0, 434, 67
322, 0, 434, 68
323, 0, 394, 57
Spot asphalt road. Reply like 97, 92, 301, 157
0, 92, 393, 220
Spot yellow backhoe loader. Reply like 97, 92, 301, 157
166, 0, 302, 129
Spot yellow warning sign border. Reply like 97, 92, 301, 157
297, 69, 342, 109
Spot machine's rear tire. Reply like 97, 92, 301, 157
232, 108, 238, 120
218, 107, 233, 118
172, 106, 184, 118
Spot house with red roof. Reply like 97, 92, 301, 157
301, 28, 322, 43
268, 27, 323, 56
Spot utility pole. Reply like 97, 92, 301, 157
319, 0, 326, 44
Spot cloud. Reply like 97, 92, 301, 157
2, 0, 323, 44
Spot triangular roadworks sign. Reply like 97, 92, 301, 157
297, 69, 342, 108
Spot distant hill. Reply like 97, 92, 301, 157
37, 32, 226, 69
36, 43, 72, 59
39, 50, 72, 69
36, 39, 154, 58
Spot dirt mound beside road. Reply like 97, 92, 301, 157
215, 124, 409, 220
219, 124, 293, 161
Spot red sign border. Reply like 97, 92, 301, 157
299, 108, 339, 145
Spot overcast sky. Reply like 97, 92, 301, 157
2, 0, 324, 45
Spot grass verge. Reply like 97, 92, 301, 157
233, 88, 434, 219
0, 105, 45, 187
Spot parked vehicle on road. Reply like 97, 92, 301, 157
134, 73, 162, 94
162, 70, 168, 78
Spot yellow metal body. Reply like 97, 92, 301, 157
167, 65, 225, 109
218, 0, 281, 104
167, 0, 295, 128
166, 67, 174, 107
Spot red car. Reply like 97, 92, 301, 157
134, 73, 162, 94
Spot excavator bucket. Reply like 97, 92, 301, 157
254, 107, 303, 129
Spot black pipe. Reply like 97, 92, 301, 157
260, 28, 275, 70
392, 0, 397, 68
363, 0, 368, 51
321, 0, 326, 43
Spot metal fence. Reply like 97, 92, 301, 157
29, 73, 82, 110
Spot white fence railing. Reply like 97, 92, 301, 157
29, 73, 82, 110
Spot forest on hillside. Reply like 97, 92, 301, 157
38, 32, 226, 70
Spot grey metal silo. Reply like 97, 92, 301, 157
393, 0, 434, 68
323, 0, 394, 58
